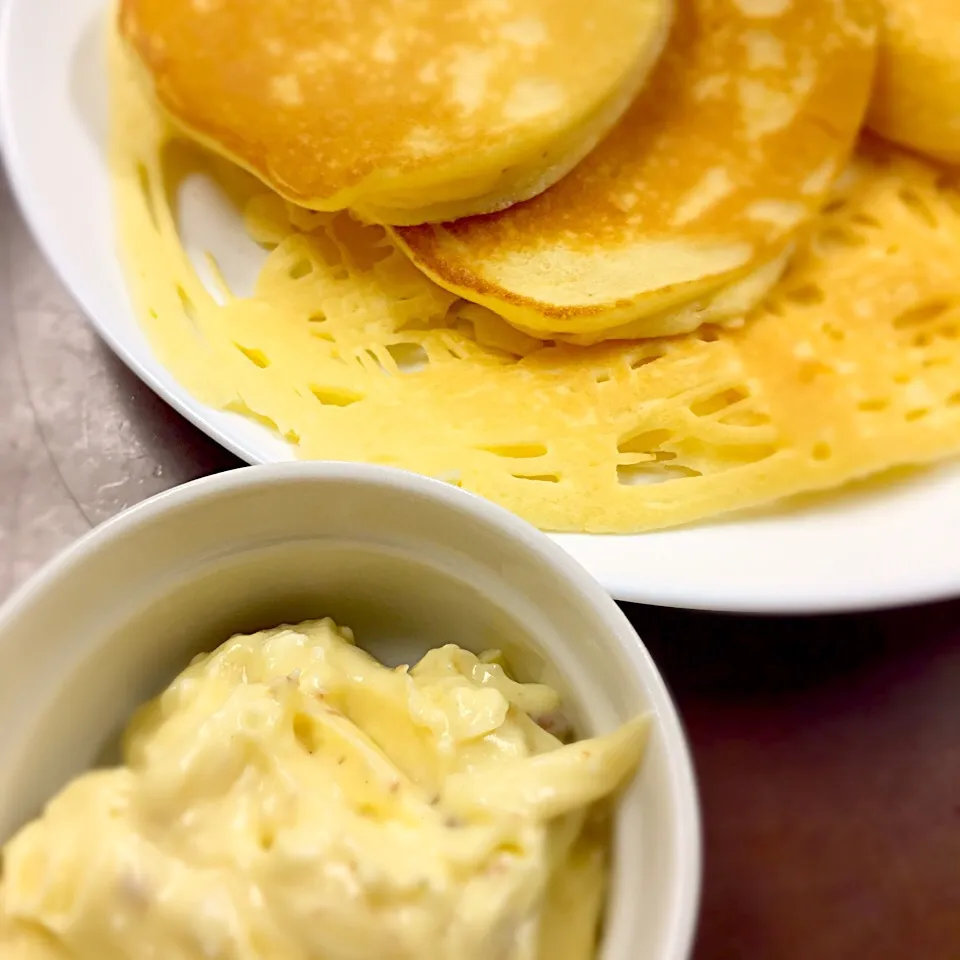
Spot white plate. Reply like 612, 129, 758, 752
3, 0, 960, 614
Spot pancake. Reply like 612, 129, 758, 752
112, 38, 960, 534
393, 0, 878, 343
117, 0, 673, 226
867, 0, 960, 164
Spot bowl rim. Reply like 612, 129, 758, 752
0, 461, 702, 959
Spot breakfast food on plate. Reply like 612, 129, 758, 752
867, 0, 960, 164
109, 0, 960, 535
117, 0, 673, 225
0, 619, 647, 959
394, 0, 878, 343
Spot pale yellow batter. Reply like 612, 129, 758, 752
0, 619, 647, 960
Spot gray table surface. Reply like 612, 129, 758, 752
3, 165, 960, 960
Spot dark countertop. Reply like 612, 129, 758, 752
2, 171, 958, 959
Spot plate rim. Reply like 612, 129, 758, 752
0, 0, 272, 470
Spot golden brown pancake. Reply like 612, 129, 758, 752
112, 35, 960, 533
118, 0, 673, 225
393, 0, 878, 343
867, 0, 960, 164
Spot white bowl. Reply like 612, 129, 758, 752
0, 463, 700, 959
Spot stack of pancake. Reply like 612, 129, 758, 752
112, 0, 960, 533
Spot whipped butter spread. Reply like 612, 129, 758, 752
0, 619, 647, 959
